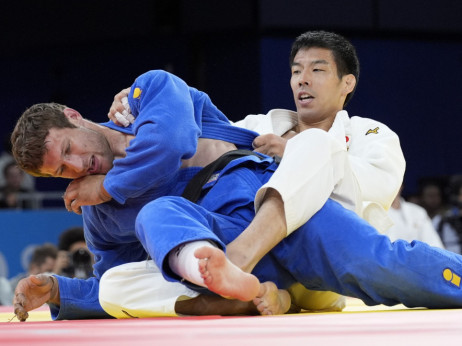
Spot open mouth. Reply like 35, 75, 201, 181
298, 92, 314, 101
299, 92, 314, 103
88, 156, 96, 174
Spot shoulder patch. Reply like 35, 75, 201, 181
133, 87, 142, 99
365, 127, 379, 135
443, 268, 461, 288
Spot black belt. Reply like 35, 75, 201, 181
181, 149, 265, 203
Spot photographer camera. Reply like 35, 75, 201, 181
55, 227, 94, 279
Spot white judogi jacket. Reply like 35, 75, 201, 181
234, 109, 406, 234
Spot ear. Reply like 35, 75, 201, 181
63, 108, 83, 124
342, 74, 356, 95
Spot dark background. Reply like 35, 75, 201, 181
1, 0, 461, 196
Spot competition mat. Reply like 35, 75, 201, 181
1, 298, 462, 345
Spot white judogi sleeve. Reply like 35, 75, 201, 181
244, 110, 405, 235
99, 260, 199, 318
255, 127, 352, 233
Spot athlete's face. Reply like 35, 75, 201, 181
40, 126, 114, 179
290, 47, 355, 130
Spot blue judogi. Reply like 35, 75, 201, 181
50, 70, 258, 320
136, 156, 462, 309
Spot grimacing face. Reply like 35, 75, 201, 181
290, 47, 354, 129
40, 126, 115, 179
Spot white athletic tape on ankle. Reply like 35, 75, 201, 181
168, 241, 216, 287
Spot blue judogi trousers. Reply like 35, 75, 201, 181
135, 157, 462, 308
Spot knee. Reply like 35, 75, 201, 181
99, 261, 152, 318
135, 196, 194, 239
137, 196, 184, 224
99, 264, 126, 317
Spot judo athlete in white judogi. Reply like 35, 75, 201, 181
99, 32, 413, 316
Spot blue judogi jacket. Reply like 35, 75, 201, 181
104, 70, 257, 204
50, 70, 258, 319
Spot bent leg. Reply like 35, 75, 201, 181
98, 260, 273, 317
135, 196, 242, 282
271, 199, 462, 308
99, 260, 199, 318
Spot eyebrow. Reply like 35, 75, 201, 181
54, 138, 67, 176
310, 59, 329, 66
291, 59, 329, 68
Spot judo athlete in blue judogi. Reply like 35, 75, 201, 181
11, 70, 262, 320
135, 154, 462, 309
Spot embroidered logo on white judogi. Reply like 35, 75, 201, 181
365, 127, 379, 135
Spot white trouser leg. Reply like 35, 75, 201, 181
99, 260, 199, 318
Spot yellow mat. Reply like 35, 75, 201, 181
0, 297, 423, 323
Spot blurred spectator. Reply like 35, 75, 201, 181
55, 227, 94, 279
385, 185, 444, 248
9, 243, 58, 290
434, 175, 462, 254
0, 161, 32, 209
418, 179, 448, 221
0, 136, 35, 190
0, 276, 13, 305
0, 161, 34, 209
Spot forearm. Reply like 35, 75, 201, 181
226, 189, 286, 273
254, 129, 347, 235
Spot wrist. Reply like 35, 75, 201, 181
48, 276, 60, 306
99, 181, 112, 202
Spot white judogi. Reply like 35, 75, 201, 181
234, 109, 406, 234
99, 260, 199, 317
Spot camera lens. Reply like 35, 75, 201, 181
72, 248, 91, 265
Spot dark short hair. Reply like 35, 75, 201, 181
58, 227, 85, 251
11, 103, 74, 177
29, 243, 58, 267
290, 30, 360, 106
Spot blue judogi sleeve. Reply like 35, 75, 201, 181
49, 200, 151, 320
103, 70, 258, 205
103, 70, 202, 204
49, 276, 106, 320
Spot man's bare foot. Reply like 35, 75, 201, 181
194, 246, 260, 301
253, 281, 291, 315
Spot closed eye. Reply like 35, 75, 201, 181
57, 142, 71, 176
